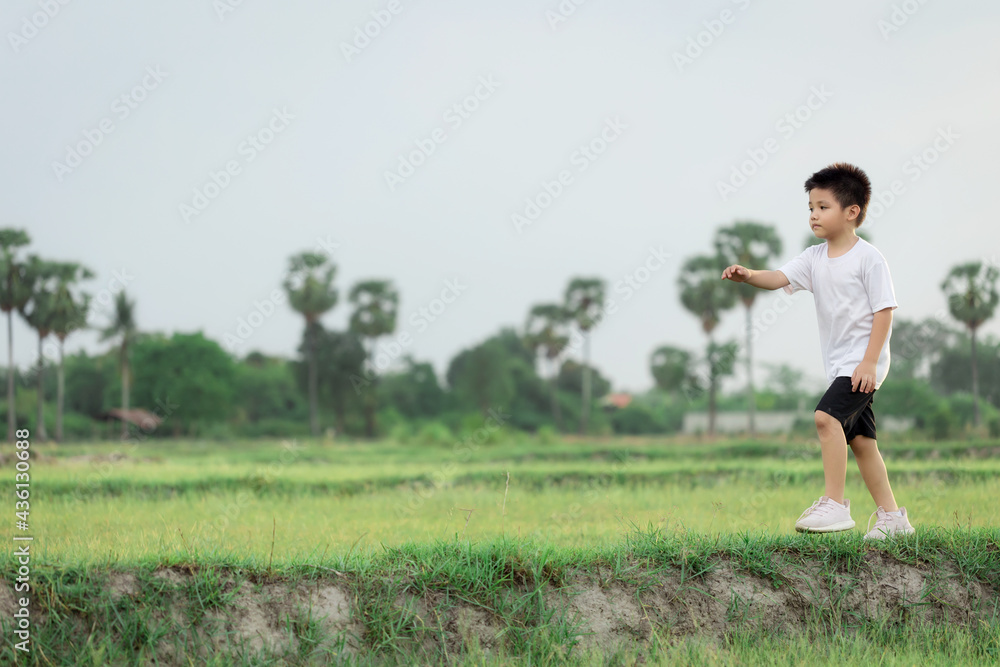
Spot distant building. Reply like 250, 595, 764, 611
600, 393, 632, 410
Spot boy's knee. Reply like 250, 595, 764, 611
814, 410, 839, 431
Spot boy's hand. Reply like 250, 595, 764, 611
851, 361, 877, 393
721, 264, 752, 282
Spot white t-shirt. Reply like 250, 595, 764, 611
777, 237, 898, 390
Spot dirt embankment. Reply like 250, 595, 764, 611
0, 553, 996, 664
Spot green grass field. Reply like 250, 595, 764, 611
3, 435, 999, 665
16, 436, 1000, 566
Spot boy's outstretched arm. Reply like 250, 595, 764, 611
851, 307, 893, 393
720, 265, 791, 291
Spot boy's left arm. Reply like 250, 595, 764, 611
852, 307, 893, 393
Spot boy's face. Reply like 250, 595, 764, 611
807, 187, 859, 239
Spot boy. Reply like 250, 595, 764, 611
721, 162, 915, 539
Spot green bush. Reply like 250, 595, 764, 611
58, 411, 102, 440
389, 422, 412, 444
988, 414, 1000, 438
375, 406, 407, 438
457, 413, 505, 444
535, 424, 557, 444
0, 401, 107, 442
435, 410, 469, 435
611, 402, 671, 434
876, 378, 941, 427
938, 392, 1000, 434
414, 421, 453, 446
927, 402, 955, 441
585, 407, 615, 436
754, 391, 777, 411
233, 419, 311, 439
945, 392, 979, 430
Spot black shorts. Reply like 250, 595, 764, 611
814, 376, 877, 443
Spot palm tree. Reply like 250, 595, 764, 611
678, 254, 738, 436
715, 221, 783, 437
941, 261, 999, 428
0, 229, 32, 442
99, 291, 138, 440
348, 279, 399, 438
564, 277, 606, 434
50, 263, 93, 442
20, 258, 58, 441
524, 303, 570, 431
283, 252, 338, 437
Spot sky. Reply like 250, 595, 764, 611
3, 0, 999, 395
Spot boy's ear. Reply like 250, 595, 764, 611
846, 204, 861, 221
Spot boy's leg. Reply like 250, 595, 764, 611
814, 410, 848, 504
849, 435, 898, 511
796, 379, 861, 533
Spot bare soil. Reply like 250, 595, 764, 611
2, 554, 996, 664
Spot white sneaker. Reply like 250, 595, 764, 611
864, 506, 915, 540
795, 496, 855, 533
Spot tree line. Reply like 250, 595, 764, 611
2, 224, 997, 441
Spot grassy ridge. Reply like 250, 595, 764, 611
2, 527, 998, 665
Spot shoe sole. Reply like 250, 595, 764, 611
795, 520, 856, 533
863, 527, 916, 540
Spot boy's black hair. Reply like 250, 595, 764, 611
803, 163, 872, 226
